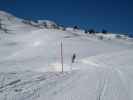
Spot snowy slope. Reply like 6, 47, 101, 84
0, 11, 133, 100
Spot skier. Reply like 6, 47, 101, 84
72, 53, 76, 63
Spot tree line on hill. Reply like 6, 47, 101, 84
73, 25, 108, 34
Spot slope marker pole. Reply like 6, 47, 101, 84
61, 41, 64, 72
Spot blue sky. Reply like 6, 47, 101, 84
0, 0, 133, 33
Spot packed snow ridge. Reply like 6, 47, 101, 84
0, 10, 133, 100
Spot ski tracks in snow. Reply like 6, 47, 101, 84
79, 49, 132, 100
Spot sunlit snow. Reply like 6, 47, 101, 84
0, 11, 133, 100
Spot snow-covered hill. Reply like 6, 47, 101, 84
0, 11, 133, 100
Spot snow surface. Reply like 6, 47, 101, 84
0, 11, 133, 100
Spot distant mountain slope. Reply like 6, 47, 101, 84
0, 11, 66, 35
